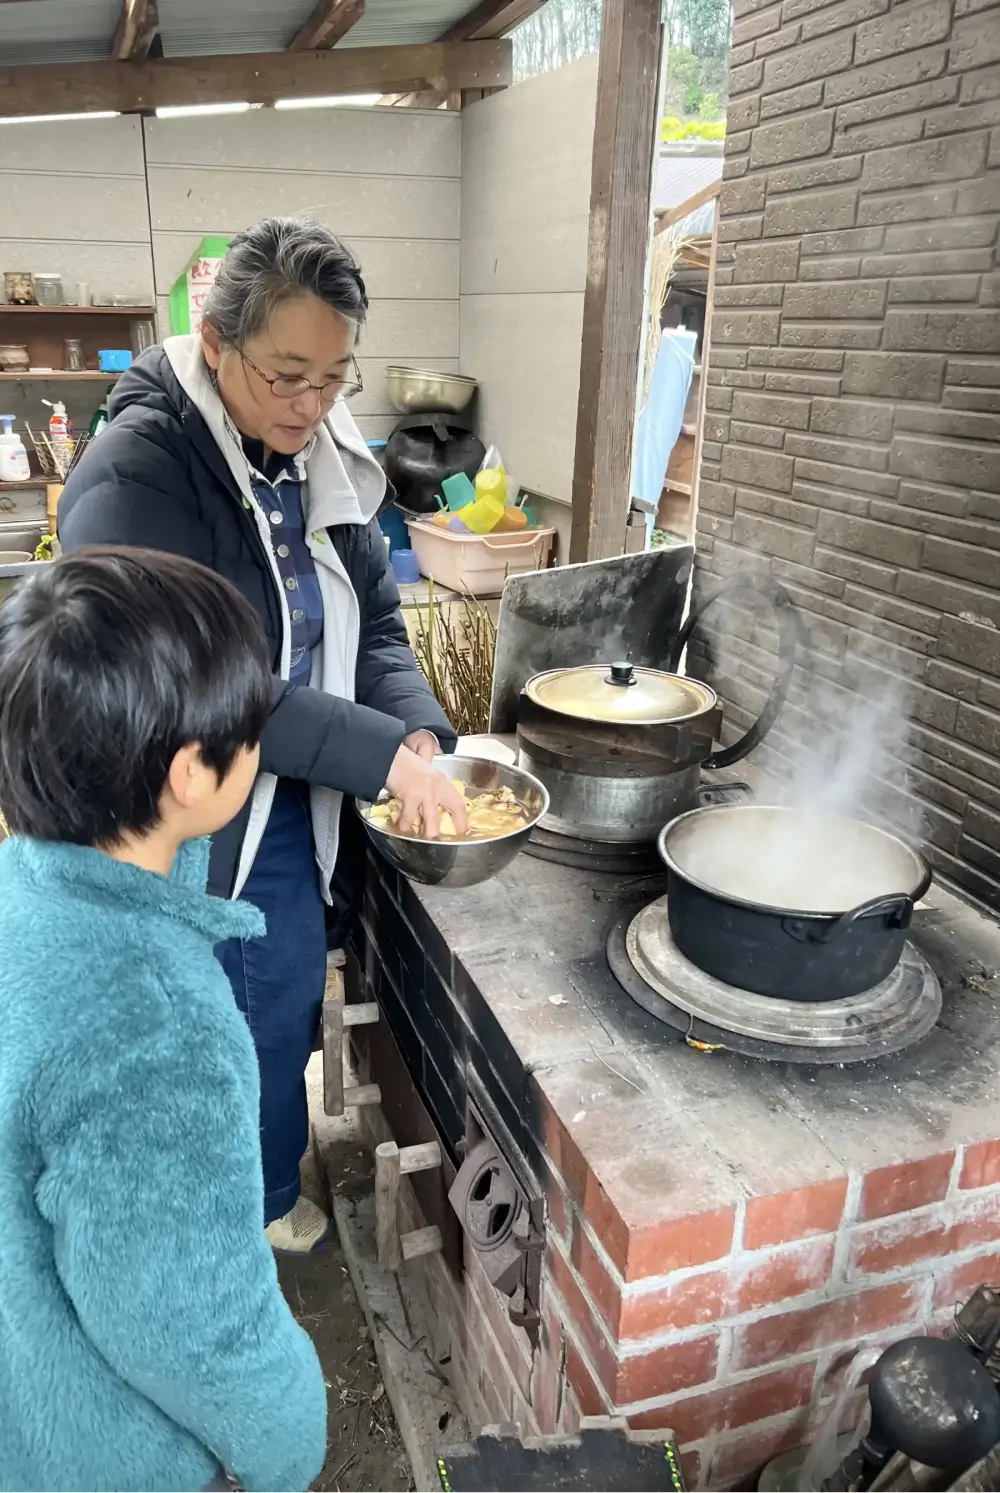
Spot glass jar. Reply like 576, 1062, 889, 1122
3, 271, 34, 306
64, 338, 85, 372
130, 319, 156, 358
33, 273, 64, 307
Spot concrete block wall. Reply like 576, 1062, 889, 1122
698, 0, 1000, 909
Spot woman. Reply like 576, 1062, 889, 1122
59, 217, 467, 1255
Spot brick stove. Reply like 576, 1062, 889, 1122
354, 847, 1000, 1490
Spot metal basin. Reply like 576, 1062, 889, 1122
357, 754, 549, 889
385, 364, 479, 415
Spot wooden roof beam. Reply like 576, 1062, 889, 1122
111, 0, 159, 61
441, 0, 547, 40
654, 178, 721, 235
288, 0, 365, 51
0, 41, 512, 118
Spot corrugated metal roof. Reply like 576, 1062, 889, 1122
0, 0, 486, 66
0, 0, 121, 66
653, 149, 723, 237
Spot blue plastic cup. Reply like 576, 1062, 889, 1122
391, 548, 420, 585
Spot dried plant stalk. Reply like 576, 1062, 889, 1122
411, 581, 497, 736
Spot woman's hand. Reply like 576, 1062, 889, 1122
404, 730, 440, 762
386, 744, 469, 838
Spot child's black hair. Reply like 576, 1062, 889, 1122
0, 547, 272, 846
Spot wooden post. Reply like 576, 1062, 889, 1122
375, 1141, 402, 1272
688, 199, 720, 546
569, 0, 664, 564
321, 957, 380, 1117
374, 1140, 444, 1273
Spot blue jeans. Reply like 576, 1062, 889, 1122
216, 779, 327, 1225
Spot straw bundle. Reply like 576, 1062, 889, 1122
410, 581, 496, 736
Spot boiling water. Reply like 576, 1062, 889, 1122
669, 807, 922, 915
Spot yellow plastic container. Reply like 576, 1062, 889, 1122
459, 469, 507, 535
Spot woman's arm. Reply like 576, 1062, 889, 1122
354, 519, 458, 750
35, 982, 327, 1492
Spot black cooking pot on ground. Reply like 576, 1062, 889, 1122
657, 804, 932, 1002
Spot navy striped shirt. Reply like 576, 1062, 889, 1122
243, 440, 323, 684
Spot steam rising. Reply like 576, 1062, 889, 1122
683, 582, 923, 910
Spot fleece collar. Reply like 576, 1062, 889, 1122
161, 333, 385, 532
0, 835, 263, 944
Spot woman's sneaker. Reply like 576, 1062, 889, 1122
265, 1195, 331, 1254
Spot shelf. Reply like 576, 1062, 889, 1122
0, 371, 120, 381
0, 305, 154, 317
0, 477, 48, 491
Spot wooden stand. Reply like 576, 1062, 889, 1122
374, 1140, 444, 1272
322, 960, 381, 1118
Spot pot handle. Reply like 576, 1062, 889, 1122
667, 576, 810, 771
696, 781, 751, 807
781, 894, 914, 945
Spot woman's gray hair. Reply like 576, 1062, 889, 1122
202, 216, 368, 347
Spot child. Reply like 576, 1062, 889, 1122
0, 549, 327, 1492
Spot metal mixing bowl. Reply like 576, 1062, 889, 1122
385, 364, 479, 415
357, 754, 549, 889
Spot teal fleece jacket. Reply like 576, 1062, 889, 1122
0, 835, 327, 1492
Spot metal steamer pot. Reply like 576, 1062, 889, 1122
658, 804, 932, 1002
515, 577, 804, 845
516, 663, 721, 843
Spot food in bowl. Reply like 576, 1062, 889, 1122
364, 777, 530, 842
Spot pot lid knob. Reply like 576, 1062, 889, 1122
606, 661, 636, 687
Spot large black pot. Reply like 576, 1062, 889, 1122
657, 804, 932, 1002
383, 415, 486, 516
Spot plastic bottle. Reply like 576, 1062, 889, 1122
44, 399, 70, 475
89, 385, 114, 440
0, 416, 30, 483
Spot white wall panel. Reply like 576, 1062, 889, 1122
459, 59, 597, 504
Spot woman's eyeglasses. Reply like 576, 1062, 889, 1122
240, 350, 364, 402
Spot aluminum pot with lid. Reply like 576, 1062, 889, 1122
657, 804, 932, 1001
516, 660, 721, 843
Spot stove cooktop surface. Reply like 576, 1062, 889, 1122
607, 895, 942, 1065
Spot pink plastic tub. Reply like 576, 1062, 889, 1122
405, 519, 555, 596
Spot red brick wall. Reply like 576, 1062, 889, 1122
695, 0, 1000, 911
536, 1133, 1000, 1488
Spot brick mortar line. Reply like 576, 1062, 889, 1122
831, 1171, 865, 1281
611, 1302, 937, 1422
548, 1208, 1000, 1364
946, 1146, 967, 1198
546, 1281, 616, 1415
560, 1166, 1000, 1306
694, 1406, 815, 1484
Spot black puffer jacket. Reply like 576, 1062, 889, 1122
58, 347, 455, 908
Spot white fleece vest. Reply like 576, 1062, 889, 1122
164, 335, 387, 902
